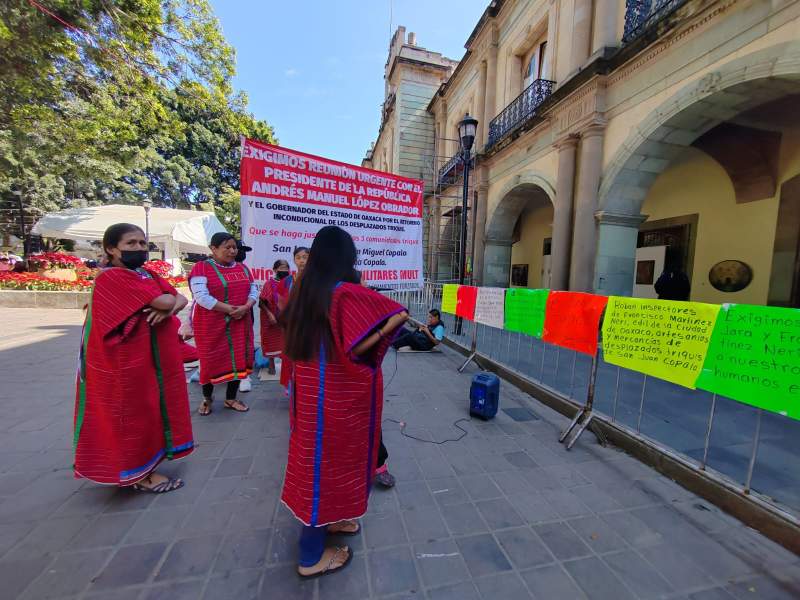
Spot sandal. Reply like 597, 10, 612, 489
198, 398, 212, 416
224, 399, 249, 412
327, 520, 360, 536
297, 546, 352, 579
132, 476, 184, 494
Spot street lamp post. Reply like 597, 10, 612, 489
11, 189, 27, 257
455, 113, 478, 335
142, 199, 152, 255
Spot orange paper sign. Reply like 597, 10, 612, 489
542, 291, 608, 355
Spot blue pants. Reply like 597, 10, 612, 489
299, 525, 326, 567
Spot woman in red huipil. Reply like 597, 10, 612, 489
280, 226, 408, 578
258, 259, 290, 375
74, 223, 193, 493
276, 246, 309, 390
189, 232, 257, 416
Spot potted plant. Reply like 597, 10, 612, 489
28, 252, 84, 281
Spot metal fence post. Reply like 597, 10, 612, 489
539, 342, 547, 382
568, 352, 577, 399
636, 375, 648, 434
612, 366, 621, 423
700, 394, 717, 471
744, 409, 763, 495
559, 350, 601, 450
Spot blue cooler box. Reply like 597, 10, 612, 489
470, 372, 500, 420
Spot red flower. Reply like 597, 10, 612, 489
0, 272, 92, 291
142, 260, 173, 278
28, 252, 83, 270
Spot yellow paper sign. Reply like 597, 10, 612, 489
441, 284, 458, 314
602, 297, 721, 389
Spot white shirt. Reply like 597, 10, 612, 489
189, 262, 258, 310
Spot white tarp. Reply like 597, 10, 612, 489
32, 204, 227, 255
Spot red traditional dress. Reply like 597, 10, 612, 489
281, 283, 405, 526
277, 274, 296, 388
259, 278, 283, 357
189, 260, 255, 384
172, 316, 199, 364
74, 268, 194, 486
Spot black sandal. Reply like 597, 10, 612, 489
132, 477, 184, 494
199, 398, 212, 416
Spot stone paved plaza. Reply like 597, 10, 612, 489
0, 308, 799, 599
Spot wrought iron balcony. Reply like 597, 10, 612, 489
623, 0, 688, 43
437, 150, 473, 188
487, 78, 555, 149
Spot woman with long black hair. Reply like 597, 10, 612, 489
280, 226, 408, 578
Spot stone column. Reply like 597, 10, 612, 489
570, 0, 593, 73
476, 61, 488, 150
594, 211, 647, 295
569, 124, 605, 292
508, 53, 523, 100
592, 0, 619, 54
483, 238, 514, 287
544, 0, 559, 80
550, 136, 578, 290
484, 27, 499, 140
472, 168, 489, 285
429, 195, 441, 278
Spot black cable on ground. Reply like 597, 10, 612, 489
383, 417, 471, 445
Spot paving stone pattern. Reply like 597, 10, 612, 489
0, 309, 799, 599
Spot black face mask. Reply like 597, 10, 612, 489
275, 271, 290, 280
120, 250, 148, 270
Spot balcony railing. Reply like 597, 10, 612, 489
437, 150, 473, 188
623, 0, 688, 43
487, 78, 555, 149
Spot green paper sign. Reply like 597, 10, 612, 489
504, 288, 549, 337
696, 304, 800, 420
441, 284, 458, 314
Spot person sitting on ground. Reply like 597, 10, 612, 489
392, 309, 445, 351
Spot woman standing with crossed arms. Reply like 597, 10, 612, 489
189, 232, 257, 415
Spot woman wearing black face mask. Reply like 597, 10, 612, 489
73, 223, 194, 493
259, 259, 290, 375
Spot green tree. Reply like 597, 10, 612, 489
0, 0, 275, 246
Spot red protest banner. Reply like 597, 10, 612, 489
456, 285, 478, 320
240, 139, 424, 289
542, 291, 608, 355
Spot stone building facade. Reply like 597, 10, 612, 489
364, 0, 800, 306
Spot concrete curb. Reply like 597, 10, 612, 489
0, 288, 191, 309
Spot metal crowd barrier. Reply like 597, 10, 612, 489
386, 282, 800, 524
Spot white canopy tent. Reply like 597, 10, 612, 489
31, 204, 228, 274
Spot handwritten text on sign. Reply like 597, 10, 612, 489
602, 297, 720, 389
474, 287, 505, 329
241, 139, 423, 289
505, 289, 549, 338
697, 304, 800, 419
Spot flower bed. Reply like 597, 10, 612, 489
0, 272, 93, 291
0, 257, 187, 292
27, 252, 84, 270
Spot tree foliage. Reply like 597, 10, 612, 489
0, 0, 275, 242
